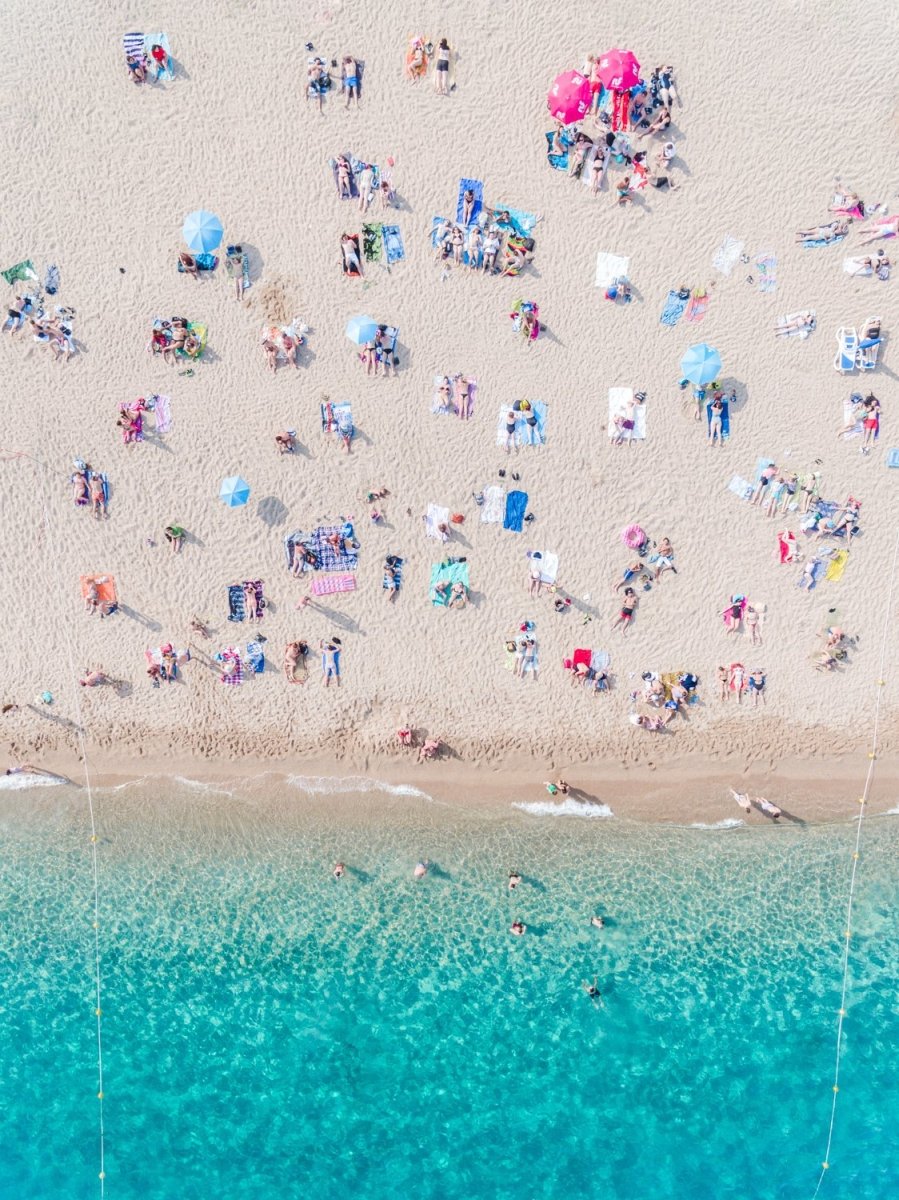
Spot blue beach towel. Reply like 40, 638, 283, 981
753, 457, 775, 484
660, 289, 689, 326
430, 215, 451, 249
382, 225, 405, 264
544, 130, 572, 171
456, 179, 484, 225
496, 206, 537, 237
802, 234, 846, 249
706, 399, 730, 440
227, 585, 245, 622
887, 448, 899, 468
504, 489, 529, 532
246, 640, 265, 674
383, 557, 403, 591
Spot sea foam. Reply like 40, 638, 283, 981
512, 798, 614, 818
0, 773, 66, 790
688, 818, 745, 830
287, 775, 431, 800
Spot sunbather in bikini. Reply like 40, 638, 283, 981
638, 106, 671, 138
72, 470, 89, 505
774, 312, 815, 336
451, 225, 465, 265
453, 375, 472, 419
794, 220, 849, 243
751, 465, 778, 506
89, 474, 107, 519
448, 582, 468, 609
461, 188, 475, 225
857, 214, 899, 244
244, 583, 261, 622
179, 251, 199, 279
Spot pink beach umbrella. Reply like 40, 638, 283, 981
547, 69, 592, 124
621, 523, 647, 550
597, 48, 641, 91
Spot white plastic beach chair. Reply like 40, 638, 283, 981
833, 327, 858, 373
858, 316, 882, 371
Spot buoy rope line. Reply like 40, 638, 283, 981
811, 524, 899, 1197
2, 449, 106, 1195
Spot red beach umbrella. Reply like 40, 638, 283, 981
547, 69, 592, 124
597, 48, 641, 91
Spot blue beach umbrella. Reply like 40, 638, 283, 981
680, 343, 722, 386
345, 314, 379, 345
220, 476, 250, 507
183, 210, 224, 253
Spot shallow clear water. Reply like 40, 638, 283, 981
1, 778, 897, 1200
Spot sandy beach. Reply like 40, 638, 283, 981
2, 0, 898, 807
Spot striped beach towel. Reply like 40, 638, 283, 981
755, 251, 777, 292
312, 573, 356, 596
383, 557, 403, 591
123, 32, 145, 61
659, 289, 689, 326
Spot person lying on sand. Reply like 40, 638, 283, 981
794, 220, 849, 243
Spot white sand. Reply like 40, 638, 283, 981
1, 0, 898, 779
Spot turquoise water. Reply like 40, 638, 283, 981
1, 779, 897, 1200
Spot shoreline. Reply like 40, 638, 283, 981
13, 744, 898, 827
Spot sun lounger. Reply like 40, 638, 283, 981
425, 504, 450, 539
834, 327, 859, 372
858, 317, 882, 370
429, 561, 470, 605
504, 489, 528, 532
608, 387, 646, 442
480, 486, 505, 523
595, 253, 629, 290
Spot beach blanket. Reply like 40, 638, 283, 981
706, 399, 730, 440
776, 310, 816, 339
535, 551, 559, 585
544, 129, 573, 171
429, 561, 470, 606
228, 582, 264, 622
495, 206, 538, 237
798, 558, 827, 591
778, 531, 797, 563
311, 524, 358, 572
481, 486, 505, 523
245, 640, 265, 674
123, 31, 145, 60
383, 557, 403, 591
803, 234, 846, 249
150, 394, 172, 434
504, 490, 528, 532
840, 396, 865, 439
431, 375, 477, 415
312, 572, 356, 596
754, 251, 777, 292
80, 574, 117, 605
572, 648, 592, 670
456, 179, 484, 225
145, 646, 190, 678
321, 401, 353, 443
362, 223, 383, 262
216, 647, 244, 685
684, 288, 711, 323
382, 225, 405, 264
595, 252, 629, 290
727, 475, 754, 501
712, 234, 745, 276
144, 32, 174, 79
425, 504, 450, 540
1, 260, 38, 286
825, 550, 850, 583
496, 402, 547, 448
659, 289, 689, 326
505, 634, 539, 675
330, 154, 360, 198
175, 322, 206, 358
608, 387, 646, 442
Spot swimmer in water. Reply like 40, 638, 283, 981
508, 871, 522, 890
582, 975, 604, 1005
510, 920, 526, 936
413, 860, 430, 879
590, 916, 605, 929
333, 862, 345, 880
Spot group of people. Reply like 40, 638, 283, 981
629, 670, 699, 728
609, 535, 676, 635
717, 664, 766, 706
149, 317, 202, 363
305, 51, 362, 110
433, 212, 535, 277
3, 295, 76, 361
71, 462, 108, 519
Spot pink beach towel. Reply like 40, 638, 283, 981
684, 289, 710, 323
311, 573, 356, 596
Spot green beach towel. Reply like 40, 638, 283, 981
363, 223, 383, 263
2, 260, 38, 286
429, 561, 470, 606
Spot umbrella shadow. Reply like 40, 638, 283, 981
257, 496, 289, 527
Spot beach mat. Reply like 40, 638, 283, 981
311, 525, 358, 572
311, 572, 356, 596
544, 129, 572, 171
481, 486, 505, 523
504, 489, 528, 532
362, 223, 383, 263
755, 251, 777, 292
595, 252, 629, 289
429, 561, 470, 605
684, 288, 710, 323
727, 475, 753, 501
383, 557, 403, 591
80, 574, 117, 604
456, 179, 483, 225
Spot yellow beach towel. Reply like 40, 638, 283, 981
825, 550, 849, 582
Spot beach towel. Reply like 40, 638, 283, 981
825, 550, 850, 583
504, 490, 528, 533
659, 289, 689, 326
544, 129, 573, 171
383, 557, 403, 591
776, 310, 816, 340
481, 486, 505, 523
843, 257, 874, 277
151, 394, 172, 434
429, 561, 470, 606
456, 179, 484, 225
227, 584, 246, 622
430, 215, 454, 251
341, 233, 362, 277
778, 531, 797, 563
1, 260, 38, 286
607, 388, 647, 442
362, 223, 383, 263
216, 648, 244, 686
80, 575, 117, 605
496, 402, 548, 448
536, 551, 559, 585
803, 234, 846, 249
425, 504, 450, 540
887, 448, 899, 469
175, 322, 206, 359
144, 32, 174, 79
145, 646, 190, 678
507, 635, 539, 675
123, 31, 145, 60
311, 524, 359, 573
727, 475, 753, 501
178, 252, 217, 273
712, 234, 745, 276
572, 648, 592, 670
312, 572, 356, 596
840, 395, 864, 439
595, 252, 630, 290
245, 640, 265, 674
755, 251, 777, 293
382, 225, 405, 264
684, 288, 710, 323
723, 597, 746, 631
44, 264, 59, 295
495, 206, 538, 237
321, 401, 353, 444
798, 558, 826, 590
706, 399, 730, 440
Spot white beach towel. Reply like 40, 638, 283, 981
425, 503, 450, 539
607, 387, 646, 441
151, 394, 172, 434
712, 234, 745, 276
727, 474, 753, 500
595, 252, 630, 289
843, 257, 873, 277
840, 395, 864, 439
481, 485, 505, 523
775, 310, 816, 339
537, 551, 559, 584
